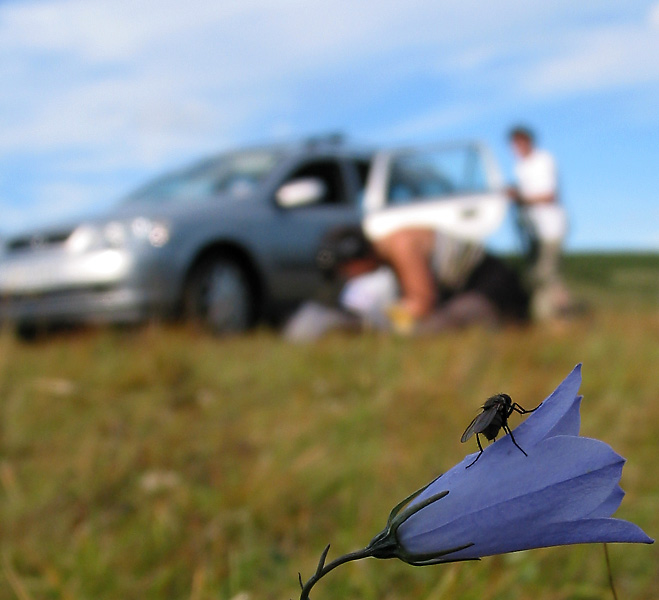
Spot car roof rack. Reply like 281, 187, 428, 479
303, 132, 346, 149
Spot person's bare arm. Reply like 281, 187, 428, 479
523, 192, 556, 204
507, 187, 555, 205
372, 229, 436, 319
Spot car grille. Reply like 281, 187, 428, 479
6, 230, 73, 253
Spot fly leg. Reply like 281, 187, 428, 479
465, 433, 484, 468
503, 423, 528, 457
512, 402, 541, 415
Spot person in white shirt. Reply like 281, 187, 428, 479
507, 126, 570, 320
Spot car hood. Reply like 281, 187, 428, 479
105, 191, 261, 222
3, 193, 261, 247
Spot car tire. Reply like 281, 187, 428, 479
14, 321, 40, 342
184, 256, 255, 334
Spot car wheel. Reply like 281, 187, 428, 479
185, 257, 254, 334
14, 321, 40, 342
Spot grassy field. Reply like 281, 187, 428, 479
0, 253, 657, 600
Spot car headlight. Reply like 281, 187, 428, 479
67, 225, 104, 253
104, 221, 128, 247
67, 219, 171, 253
130, 218, 170, 247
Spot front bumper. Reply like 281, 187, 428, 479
0, 287, 152, 324
0, 248, 132, 293
0, 247, 174, 325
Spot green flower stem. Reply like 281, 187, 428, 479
298, 546, 375, 600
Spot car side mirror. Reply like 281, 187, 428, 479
276, 178, 327, 208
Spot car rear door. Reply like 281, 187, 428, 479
362, 142, 508, 242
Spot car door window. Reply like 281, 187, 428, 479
346, 158, 373, 208
386, 146, 489, 205
280, 159, 348, 206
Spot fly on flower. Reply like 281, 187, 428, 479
297, 364, 653, 600
461, 393, 540, 467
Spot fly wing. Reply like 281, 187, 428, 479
460, 408, 498, 443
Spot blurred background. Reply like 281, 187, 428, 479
1, 0, 658, 250
0, 2, 657, 600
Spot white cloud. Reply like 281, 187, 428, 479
522, 22, 659, 96
2, 0, 653, 164
650, 2, 659, 28
371, 104, 485, 143
0, 0, 252, 62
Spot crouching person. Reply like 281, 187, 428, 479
283, 226, 529, 342
283, 227, 397, 342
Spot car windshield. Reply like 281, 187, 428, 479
124, 150, 282, 205
387, 145, 489, 204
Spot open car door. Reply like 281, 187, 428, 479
362, 142, 508, 242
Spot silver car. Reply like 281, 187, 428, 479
0, 138, 507, 335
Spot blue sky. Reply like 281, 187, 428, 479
1, 0, 658, 250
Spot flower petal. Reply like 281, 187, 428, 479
400, 454, 624, 556
435, 519, 654, 561
511, 363, 583, 447
543, 394, 582, 438
586, 485, 625, 518
407, 434, 624, 539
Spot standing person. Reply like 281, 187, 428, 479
507, 125, 570, 320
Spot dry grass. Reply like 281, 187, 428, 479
0, 254, 657, 600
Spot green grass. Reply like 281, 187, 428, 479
1, 253, 657, 600
562, 252, 658, 308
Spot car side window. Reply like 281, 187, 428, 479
280, 159, 347, 206
386, 147, 488, 205
350, 159, 373, 208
